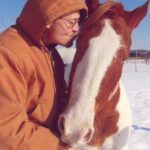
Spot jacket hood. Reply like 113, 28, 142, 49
17, 0, 88, 47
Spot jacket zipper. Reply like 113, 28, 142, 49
41, 46, 56, 93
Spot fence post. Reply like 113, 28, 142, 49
134, 60, 137, 72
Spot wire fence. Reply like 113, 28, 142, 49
132, 125, 150, 132
123, 58, 150, 73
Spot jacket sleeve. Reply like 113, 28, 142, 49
0, 47, 60, 150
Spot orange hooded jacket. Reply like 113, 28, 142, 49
0, 0, 87, 150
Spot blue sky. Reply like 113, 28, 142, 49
0, 0, 150, 50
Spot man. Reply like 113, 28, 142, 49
0, 0, 87, 150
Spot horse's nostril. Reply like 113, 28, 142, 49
84, 128, 94, 143
58, 115, 65, 133
61, 141, 72, 149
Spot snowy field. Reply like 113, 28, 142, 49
58, 48, 150, 150
122, 59, 150, 150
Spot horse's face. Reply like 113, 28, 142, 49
58, 0, 149, 148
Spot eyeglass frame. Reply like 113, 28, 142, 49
60, 17, 81, 29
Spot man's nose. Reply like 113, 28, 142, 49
72, 23, 79, 32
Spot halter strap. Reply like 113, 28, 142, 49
81, 1, 117, 30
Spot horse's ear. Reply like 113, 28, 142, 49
85, 0, 100, 14
124, 0, 150, 30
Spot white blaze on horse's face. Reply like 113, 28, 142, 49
58, 19, 122, 147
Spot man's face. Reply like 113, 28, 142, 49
43, 11, 80, 47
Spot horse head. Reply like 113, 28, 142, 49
58, 0, 149, 149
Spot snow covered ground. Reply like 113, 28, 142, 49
122, 59, 150, 150
58, 48, 150, 150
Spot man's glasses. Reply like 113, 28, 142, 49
61, 17, 80, 29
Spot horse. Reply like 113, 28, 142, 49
58, 0, 150, 149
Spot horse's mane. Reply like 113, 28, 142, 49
81, 1, 124, 30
